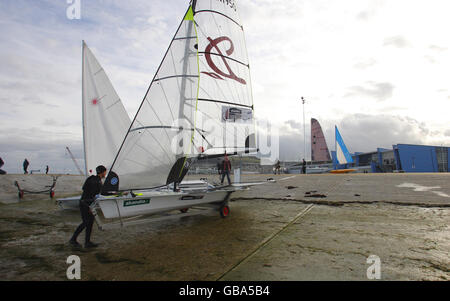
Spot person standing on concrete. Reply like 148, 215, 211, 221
23, 159, 30, 174
69, 165, 107, 249
221, 154, 232, 186
302, 159, 307, 175
274, 160, 281, 175
45, 165, 49, 175
0, 157, 5, 175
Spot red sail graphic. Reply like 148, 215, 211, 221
311, 118, 331, 162
202, 36, 246, 85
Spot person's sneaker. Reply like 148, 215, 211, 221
85, 242, 99, 249
69, 239, 82, 248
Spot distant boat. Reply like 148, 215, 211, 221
330, 126, 356, 174
286, 118, 332, 174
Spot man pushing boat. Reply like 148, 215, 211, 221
69, 165, 107, 249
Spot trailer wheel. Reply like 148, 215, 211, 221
18, 191, 24, 199
220, 205, 230, 218
180, 208, 189, 214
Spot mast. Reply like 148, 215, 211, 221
81, 41, 88, 176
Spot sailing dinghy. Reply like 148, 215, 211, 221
57, 41, 132, 209
89, 0, 260, 229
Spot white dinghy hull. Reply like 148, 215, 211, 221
95, 189, 233, 220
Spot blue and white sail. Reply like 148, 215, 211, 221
335, 126, 353, 165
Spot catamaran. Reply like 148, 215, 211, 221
68, 0, 262, 229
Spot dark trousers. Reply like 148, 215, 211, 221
71, 200, 95, 244
221, 171, 231, 185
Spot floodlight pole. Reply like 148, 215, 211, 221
301, 97, 306, 161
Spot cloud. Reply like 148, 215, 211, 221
274, 113, 449, 161
0, 0, 449, 172
353, 58, 377, 70
383, 36, 411, 48
345, 82, 395, 102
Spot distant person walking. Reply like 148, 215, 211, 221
221, 154, 232, 186
0, 157, 5, 175
274, 160, 281, 175
23, 159, 30, 174
302, 159, 307, 175
69, 165, 107, 249
46, 165, 49, 175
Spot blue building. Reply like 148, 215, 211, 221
333, 144, 449, 173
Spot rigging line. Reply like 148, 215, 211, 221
121, 138, 169, 168
195, 10, 243, 29
132, 119, 173, 163
106, 6, 192, 176
135, 130, 173, 164
122, 155, 166, 172
94, 67, 104, 76
105, 99, 122, 111
155, 73, 176, 122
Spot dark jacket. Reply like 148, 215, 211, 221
80, 175, 102, 205
0, 157, 4, 168
23, 159, 29, 168
222, 159, 232, 172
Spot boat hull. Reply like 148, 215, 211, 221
96, 189, 232, 219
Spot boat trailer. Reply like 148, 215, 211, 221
14, 176, 58, 199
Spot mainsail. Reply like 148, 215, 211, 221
106, 0, 255, 191
82, 41, 131, 176
311, 118, 331, 162
335, 126, 353, 165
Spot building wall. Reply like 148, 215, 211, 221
397, 144, 439, 173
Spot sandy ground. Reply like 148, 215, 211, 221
0, 173, 448, 281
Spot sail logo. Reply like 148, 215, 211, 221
124, 199, 151, 207
203, 37, 246, 85
217, 0, 237, 11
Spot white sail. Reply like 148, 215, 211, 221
107, 0, 255, 191
82, 41, 131, 175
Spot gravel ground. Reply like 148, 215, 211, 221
0, 173, 448, 280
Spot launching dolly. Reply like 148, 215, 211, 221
14, 176, 58, 199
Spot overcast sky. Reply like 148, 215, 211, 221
0, 0, 449, 173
